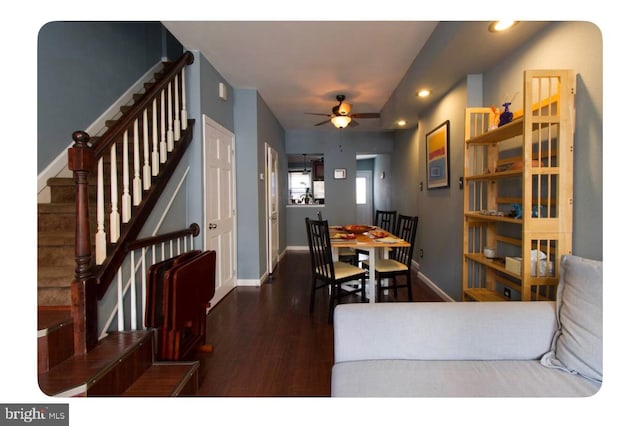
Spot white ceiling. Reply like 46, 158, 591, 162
162, 21, 550, 131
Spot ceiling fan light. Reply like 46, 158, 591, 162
331, 115, 351, 128
337, 101, 352, 115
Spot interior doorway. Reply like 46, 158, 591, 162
356, 170, 372, 224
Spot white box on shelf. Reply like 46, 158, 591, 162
505, 255, 553, 276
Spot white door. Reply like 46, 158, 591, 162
265, 143, 279, 275
356, 170, 373, 224
203, 115, 237, 310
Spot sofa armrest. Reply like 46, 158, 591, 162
333, 301, 556, 363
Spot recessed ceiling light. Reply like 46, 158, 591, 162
417, 89, 431, 98
488, 21, 519, 32
397, 119, 407, 126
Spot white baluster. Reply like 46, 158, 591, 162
173, 75, 181, 141
133, 119, 142, 205
130, 253, 137, 331
142, 108, 151, 190
121, 130, 131, 223
169, 239, 174, 258
141, 247, 147, 330
181, 67, 187, 130
95, 157, 107, 264
151, 98, 159, 176
160, 88, 167, 163
167, 81, 174, 153
109, 143, 120, 242
117, 267, 124, 331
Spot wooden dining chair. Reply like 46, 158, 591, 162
305, 217, 367, 323
316, 211, 358, 265
356, 209, 398, 261
364, 214, 418, 302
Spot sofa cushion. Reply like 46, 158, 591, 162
541, 255, 603, 384
332, 359, 600, 397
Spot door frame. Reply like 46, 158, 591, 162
202, 114, 237, 309
265, 142, 280, 275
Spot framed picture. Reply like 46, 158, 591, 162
333, 168, 346, 179
426, 120, 450, 189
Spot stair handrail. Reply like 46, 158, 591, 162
67, 51, 195, 354
97, 222, 201, 337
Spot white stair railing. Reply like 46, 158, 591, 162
92, 61, 190, 265
100, 224, 200, 337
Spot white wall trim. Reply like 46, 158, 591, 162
151, 166, 190, 235
237, 279, 261, 287
413, 260, 455, 302
286, 246, 309, 252
38, 60, 166, 202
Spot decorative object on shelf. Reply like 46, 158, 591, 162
510, 203, 522, 219
483, 247, 497, 259
489, 106, 501, 130
498, 102, 513, 127
426, 120, 450, 189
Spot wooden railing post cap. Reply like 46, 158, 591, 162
72, 130, 91, 146
68, 131, 95, 171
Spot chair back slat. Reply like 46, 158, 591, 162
392, 215, 419, 266
375, 210, 397, 233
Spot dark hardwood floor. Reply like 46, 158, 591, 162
193, 251, 444, 397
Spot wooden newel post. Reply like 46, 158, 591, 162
68, 131, 98, 354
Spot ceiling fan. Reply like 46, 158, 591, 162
305, 95, 380, 128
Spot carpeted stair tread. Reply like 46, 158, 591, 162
38, 266, 75, 287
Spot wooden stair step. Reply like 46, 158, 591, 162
38, 231, 75, 246
38, 307, 74, 374
38, 266, 74, 286
39, 331, 153, 397
121, 362, 199, 396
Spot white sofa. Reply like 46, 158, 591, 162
331, 255, 602, 397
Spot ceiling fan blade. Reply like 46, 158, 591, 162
305, 112, 331, 117
314, 119, 331, 126
349, 119, 360, 127
350, 112, 380, 119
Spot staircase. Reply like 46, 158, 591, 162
37, 52, 202, 396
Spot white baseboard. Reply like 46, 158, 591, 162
286, 246, 309, 252
413, 261, 455, 302
237, 279, 261, 287
37, 59, 167, 202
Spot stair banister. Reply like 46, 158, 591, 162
67, 51, 195, 355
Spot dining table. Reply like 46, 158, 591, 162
329, 225, 410, 303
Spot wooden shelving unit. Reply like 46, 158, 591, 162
462, 69, 575, 302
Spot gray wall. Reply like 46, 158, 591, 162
392, 21, 603, 300
234, 89, 287, 280
37, 21, 180, 173
285, 130, 394, 246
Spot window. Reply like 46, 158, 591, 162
356, 176, 367, 204
288, 153, 324, 204
288, 171, 311, 202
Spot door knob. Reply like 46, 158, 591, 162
209, 223, 217, 230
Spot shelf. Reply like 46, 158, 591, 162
464, 288, 509, 302
465, 253, 521, 280
465, 117, 523, 145
465, 169, 522, 181
464, 212, 523, 225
